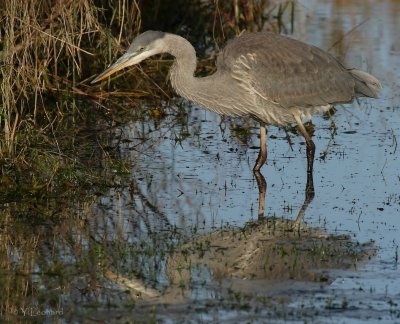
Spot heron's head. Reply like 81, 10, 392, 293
91, 31, 167, 83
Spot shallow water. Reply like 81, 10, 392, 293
2, 0, 400, 322
87, 1, 400, 321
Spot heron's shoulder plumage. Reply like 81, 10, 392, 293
217, 32, 356, 108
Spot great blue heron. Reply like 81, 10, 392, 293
92, 31, 381, 179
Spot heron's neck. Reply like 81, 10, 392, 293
165, 34, 203, 100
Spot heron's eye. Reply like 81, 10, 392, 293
138, 46, 145, 52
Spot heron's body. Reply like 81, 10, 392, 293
92, 30, 381, 178
167, 31, 380, 125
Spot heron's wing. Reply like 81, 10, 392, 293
217, 32, 355, 108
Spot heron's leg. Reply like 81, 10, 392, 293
291, 118, 315, 225
294, 118, 315, 175
253, 123, 267, 171
294, 117, 315, 203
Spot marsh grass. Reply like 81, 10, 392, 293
1, 0, 96, 152
0, 0, 142, 200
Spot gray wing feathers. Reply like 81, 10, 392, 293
217, 32, 356, 109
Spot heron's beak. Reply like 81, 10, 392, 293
91, 51, 138, 84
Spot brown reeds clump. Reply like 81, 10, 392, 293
0, 0, 141, 159
0, 0, 144, 208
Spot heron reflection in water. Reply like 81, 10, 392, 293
92, 31, 381, 219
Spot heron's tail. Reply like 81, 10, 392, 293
348, 68, 382, 98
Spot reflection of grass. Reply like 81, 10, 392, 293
230, 124, 254, 145
0, 108, 121, 208
0, 190, 187, 320
0, 106, 134, 320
